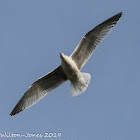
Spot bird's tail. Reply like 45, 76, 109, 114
70, 72, 91, 96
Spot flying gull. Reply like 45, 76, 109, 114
10, 12, 122, 116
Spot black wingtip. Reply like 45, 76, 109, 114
10, 108, 22, 116
116, 12, 123, 18
109, 12, 123, 22
10, 111, 15, 116
118, 12, 123, 15
10, 107, 21, 116
10, 113, 13, 116
99, 11, 123, 27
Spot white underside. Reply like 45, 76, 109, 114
60, 53, 91, 96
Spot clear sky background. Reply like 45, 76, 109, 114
0, 0, 139, 140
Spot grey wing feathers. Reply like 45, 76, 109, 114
10, 66, 67, 116
70, 12, 122, 70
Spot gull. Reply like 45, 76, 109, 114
10, 12, 122, 116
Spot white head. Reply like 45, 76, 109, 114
60, 53, 78, 70
60, 53, 68, 65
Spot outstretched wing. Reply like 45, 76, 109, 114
10, 66, 67, 116
70, 12, 122, 70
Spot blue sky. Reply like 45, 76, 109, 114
0, 0, 140, 140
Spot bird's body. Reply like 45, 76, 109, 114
60, 53, 90, 96
10, 12, 122, 116
60, 53, 81, 82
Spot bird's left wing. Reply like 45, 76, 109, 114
70, 12, 122, 70
10, 66, 67, 116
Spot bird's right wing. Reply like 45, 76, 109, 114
70, 12, 122, 70
10, 66, 67, 116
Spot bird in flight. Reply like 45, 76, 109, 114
10, 12, 122, 116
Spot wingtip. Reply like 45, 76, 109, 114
10, 108, 23, 116
10, 112, 14, 116
115, 12, 123, 20
10, 107, 21, 116
118, 12, 123, 17
113, 12, 123, 21
118, 12, 123, 15
10, 111, 15, 116
103, 11, 123, 25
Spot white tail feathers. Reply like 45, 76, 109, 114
81, 72, 91, 85
70, 72, 91, 96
